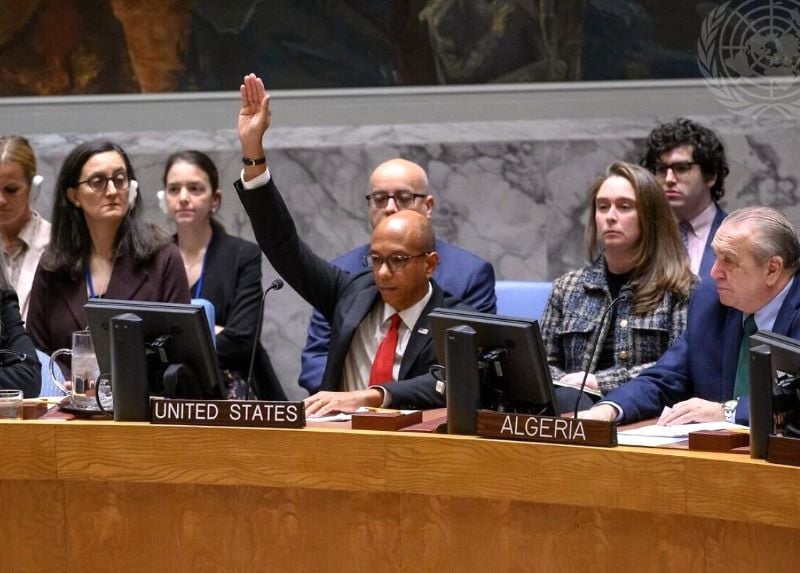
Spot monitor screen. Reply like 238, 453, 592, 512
750, 330, 800, 439
428, 308, 560, 416
85, 299, 224, 399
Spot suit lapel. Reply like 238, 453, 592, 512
399, 285, 443, 379
60, 276, 90, 331
772, 273, 800, 334
699, 207, 726, 278
104, 255, 147, 300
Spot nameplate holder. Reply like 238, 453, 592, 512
476, 410, 617, 447
766, 435, 800, 467
149, 397, 305, 428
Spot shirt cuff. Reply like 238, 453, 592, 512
374, 385, 392, 408
595, 400, 624, 422
240, 167, 271, 189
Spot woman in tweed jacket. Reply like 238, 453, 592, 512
541, 162, 694, 401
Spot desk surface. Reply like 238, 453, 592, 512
2, 418, 799, 572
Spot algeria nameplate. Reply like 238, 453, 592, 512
476, 410, 617, 447
150, 397, 306, 428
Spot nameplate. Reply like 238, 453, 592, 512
149, 398, 305, 428
476, 410, 617, 447
767, 435, 800, 467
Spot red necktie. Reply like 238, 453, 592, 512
369, 314, 402, 386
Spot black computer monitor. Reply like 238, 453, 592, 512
749, 331, 800, 457
85, 299, 224, 399
428, 308, 560, 418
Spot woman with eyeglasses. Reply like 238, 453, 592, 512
27, 139, 190, 357
541, 162, 694, 410
160, 150, 285, 400
0, 135, 51, 321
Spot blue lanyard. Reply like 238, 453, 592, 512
190, 249, 208, 299
85, 268, 98, 298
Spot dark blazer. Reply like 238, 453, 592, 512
299, 239, 496, 393
0, 290, 41, 397
698, 205, 727, 279
236, 177, 469, 409
603, 274, 800, 425
28, 244, 191, 356
189, 227, 285, 400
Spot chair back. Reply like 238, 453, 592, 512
494, 281, 553, 321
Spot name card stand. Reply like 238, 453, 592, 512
688, 430, 750, 453
351, 410, 423, 431
476, 410, 617, 447
766, 436, 800, 467
150, 397, 305, 428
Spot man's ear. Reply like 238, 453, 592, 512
423, 195, 435, 218
424, 251, 439, 278
765, 255, 785, 286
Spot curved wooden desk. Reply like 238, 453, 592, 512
2, 419, 799, 571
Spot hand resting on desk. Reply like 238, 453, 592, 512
656, 398, 723, 425
303, 389, 383, 417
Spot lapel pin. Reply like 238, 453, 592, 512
417, 328, 429, 335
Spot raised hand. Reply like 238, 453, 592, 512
238, 73, 271, 155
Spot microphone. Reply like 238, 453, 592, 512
246, 278, 284, 399
573, 290, 632, 418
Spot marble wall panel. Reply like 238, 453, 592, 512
24, 114, 800, 399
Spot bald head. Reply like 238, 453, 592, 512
369, 210, 439, 311
367, 158, 434, 228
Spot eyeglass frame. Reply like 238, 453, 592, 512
76, 171, 131, 193
365, 191, 428, 209
363, 252, 432, 272
653, 161, 700, 180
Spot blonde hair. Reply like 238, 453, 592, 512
586, 162, 694, 313
0, 135, 37, 185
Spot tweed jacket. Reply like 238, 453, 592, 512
541, 257, 690, 395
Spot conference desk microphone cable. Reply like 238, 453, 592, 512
245, 278, 284, 401
573, 291, 631, 419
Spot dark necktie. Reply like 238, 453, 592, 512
369, 314, 402, 386
679, 220, 692, 250
733, 315, 758, 399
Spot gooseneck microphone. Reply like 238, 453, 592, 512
573, 290, 631, 418
246, 278, 284, 400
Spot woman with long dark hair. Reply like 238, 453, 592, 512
160, 150, 285, 400
27, 139, 190, 355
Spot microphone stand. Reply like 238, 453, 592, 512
573, 291, 631, 418
246, 278, 284, 400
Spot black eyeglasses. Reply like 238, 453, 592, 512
363, 252, 430, 272
77, 172, 130, 193
365, 191, 427, 209
653, 161, 699, 179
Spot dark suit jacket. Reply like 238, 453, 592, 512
698, 205, 727, 279
0, 290, 41, 397
236, 177, 470, 409
299, 239, 496, 393
603, 274, 800, 425
28, 244, 191, 356
189, 227, 285, 400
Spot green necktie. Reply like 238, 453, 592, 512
733, 315, 758, 399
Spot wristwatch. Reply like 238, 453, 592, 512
722, 399, 738, 423
242, 156, 266, 166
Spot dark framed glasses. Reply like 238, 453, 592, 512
365, 191, 427, 209
653, 161, 698, 179
77, 172, 130, 193
363, 252, 430, 272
